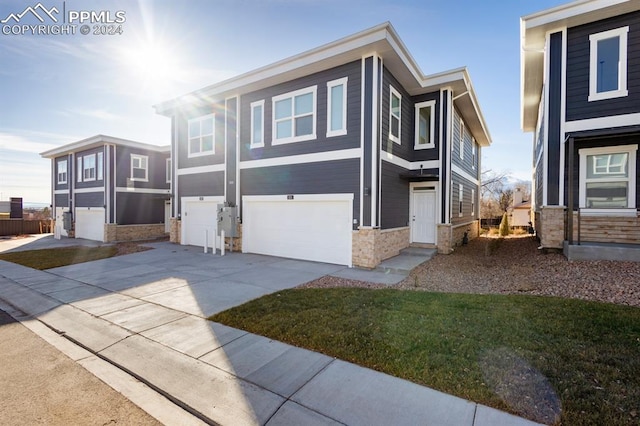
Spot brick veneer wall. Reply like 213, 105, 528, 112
104, 223, 166, 242
376, 227, 410, 261
170, 218, 181, 244
352, 227, 378, 268
539, 206, 565, 249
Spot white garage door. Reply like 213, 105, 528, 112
75, 208, 105, 242
243, 195, 352, 266
182, 198, 220, 249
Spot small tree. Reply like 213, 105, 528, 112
499, 212, 510, 237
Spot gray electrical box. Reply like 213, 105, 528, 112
217, 204, 237, 237
62, 211, 73, 231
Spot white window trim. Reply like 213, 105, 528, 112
57, 160, 67, 184
459, 119, 465, 160
458, 184, 464, 217
326, 77, 348, 138
471, 189, 475, 216
272, 85, 317, 145
188, 114, 215, 158
578, 144, 637, 211
166, 158, 171, 183
77, 157, 82, 183
250, 99, 265, 148
389, 85, 402, 144
83, 154, 96, 182
588, 26, 629, 102
131, 154, 149, 182
97, 151, 103, 181
414, 100, 436, 150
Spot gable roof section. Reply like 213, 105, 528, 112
40, 134, 169, 159
154, 22, 491, 147
521, 0, 640, 132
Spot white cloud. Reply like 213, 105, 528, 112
58, 108, 122, 121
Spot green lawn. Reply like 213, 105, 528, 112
210, 288, 640, 425
0, 246, 118, 270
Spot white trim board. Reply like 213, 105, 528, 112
239, 148, 361, 170
74, 187, 105, 194
380, 151, 439, 171
243, 193, 354, 203
451, 164, 480, 186
115, 187, 171, 194
176, 164, 226, 176
565, 113, 640, 133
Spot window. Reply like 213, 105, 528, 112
589, 26, 629, 101
459, 119, 465, 160
414, 100, 435, 149
471, 189, 475, 216
579, 145, 637, 209
272, 86, 317, 144
389, 86, 402, 144
188, 114, 215, 156
472, 140, 477, 169
327, 77, 348, 137
131, 154, 148, 182
458, 184, 464, 217
83, 154, 96, 181
166, 158, 171, 183
77, 157, 82, 182
250, 100, 264, 148
97, 151, 103, 181
57, 160, 67, 184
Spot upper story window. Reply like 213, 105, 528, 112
589, 26, 629, 102
414, 100, 435, 149
272, 86, 317, 145
131, 154, 148, 182
57, 159, 67, 184
188, 114, 215, 157
389, 86, 402, 144
472, 139, 477, 169
166, 158, 172, 183
459, 119, 465, 160
327, 77, 348, 137
97, 151, 103, 181
579, 144, 637, 209
83, 154, 96, 181
77, 157, 82, 183
250, 100, 265, 148
458, 184, 464, 217
471, 189, 475, 217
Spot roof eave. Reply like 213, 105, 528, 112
40, 134, 168, 158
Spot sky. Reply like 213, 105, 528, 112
0, 0, 567, 205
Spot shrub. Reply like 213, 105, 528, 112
499, 213, 510, 237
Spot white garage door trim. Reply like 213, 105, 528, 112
75, 207, 105, 242
243, 193, 353, 266
181, 196, 224, 250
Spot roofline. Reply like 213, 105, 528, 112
40, 134, 169, 158
521, 0, 629, 30
154, 22, 491, 146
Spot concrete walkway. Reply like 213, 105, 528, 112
0, 242, 543, 425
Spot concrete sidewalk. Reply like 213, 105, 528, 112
0, 245, 543, 425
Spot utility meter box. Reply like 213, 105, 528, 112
217, 204, 237, 237
62, 211, 73, 231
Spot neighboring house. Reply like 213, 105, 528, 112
155, 22, 491, 268
40, 135, 171, 242
521, 0, 640, 259
510, 189, 532, 228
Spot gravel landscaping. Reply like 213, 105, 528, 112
303, 235, 640, 307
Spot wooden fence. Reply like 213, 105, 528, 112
0, 219, 53, 237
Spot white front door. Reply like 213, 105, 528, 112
411, 189, 436, 244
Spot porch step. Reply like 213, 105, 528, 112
375, 248, 437, 275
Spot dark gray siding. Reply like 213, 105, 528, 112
75, 147, 105, 190
116, 193, 166, 225
226, 97, 238, 206
381, 67, 413, 161
380, 161, 409, 229
566, 11, 640, 121
115, 146, 170, 190
175, 104, 226, 169
55, 193, 68, 208
76, 191, 104, 208
451, 108, 479, 177
565, 136, 640, 210
534, 157, 544, 210
362, 57, 373, 227
547, 31, 563, 205
239, 60, 361, 162
451, 172, 479, 226
107, 145, 116, 223
240, 158, 360, 229
178, 172, 225, 199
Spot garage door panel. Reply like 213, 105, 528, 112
75, 208, 105, 242
182, 200, 219, 249
243, 198, 351, 266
